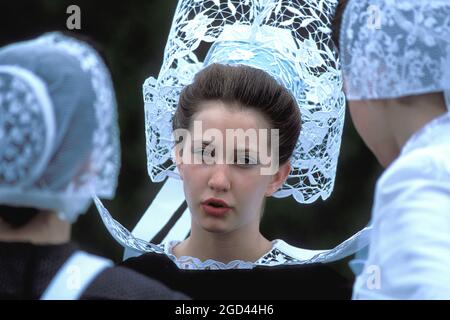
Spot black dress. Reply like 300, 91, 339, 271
121, 251, 353, 300
0, 242, 188, 300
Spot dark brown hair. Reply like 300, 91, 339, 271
0, 206, 39, 229
173, 63, 301, 165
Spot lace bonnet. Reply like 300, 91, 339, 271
0, 32, 120, 222
144, 0, 345, 204
340, 0, 450, 110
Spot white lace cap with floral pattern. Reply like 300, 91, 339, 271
0, 65, 55, 187
340, 0, 450, 111
0, 32, 120, 222
144, 0, 345, 204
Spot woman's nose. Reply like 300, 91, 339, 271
207, 164, 231, 192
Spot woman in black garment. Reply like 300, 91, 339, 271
121, 63, 352, 300
0, 32, 186, 300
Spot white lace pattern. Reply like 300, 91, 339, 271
0, 66, 54, 187
0, 32, 120, 222
144, 0, 345, 204
340, 0, 450, 109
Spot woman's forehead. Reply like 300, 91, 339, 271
192, 100, 271, 131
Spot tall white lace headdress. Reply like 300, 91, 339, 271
0, 32, 120, 222
144, 0, 345, 204
95, 0, 371, 266
340, 0, 450, 110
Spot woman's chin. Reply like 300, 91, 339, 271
199, 221, 231, 234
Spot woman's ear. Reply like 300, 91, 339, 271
265, 161, 291, 197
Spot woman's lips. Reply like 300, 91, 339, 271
201, 203, 231, 217
201, 198, 232, 217
202, 198, 230, 208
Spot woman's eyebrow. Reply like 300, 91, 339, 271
233, 148, 259, 153
191, 139, 213, 145
192, 139, 260, 152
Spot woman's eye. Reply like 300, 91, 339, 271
235, 156, 258, 167
193, 148, 214, 161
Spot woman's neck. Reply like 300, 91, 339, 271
387, 93, 447, 150
173, 222, 273, 263
0, 211, 71, 245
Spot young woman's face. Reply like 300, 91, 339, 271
176, 101, 290, 235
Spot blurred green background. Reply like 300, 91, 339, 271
0, 0, 381, 278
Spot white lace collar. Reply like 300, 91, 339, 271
159, 239, 322, 270
94, 195, 373, 268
